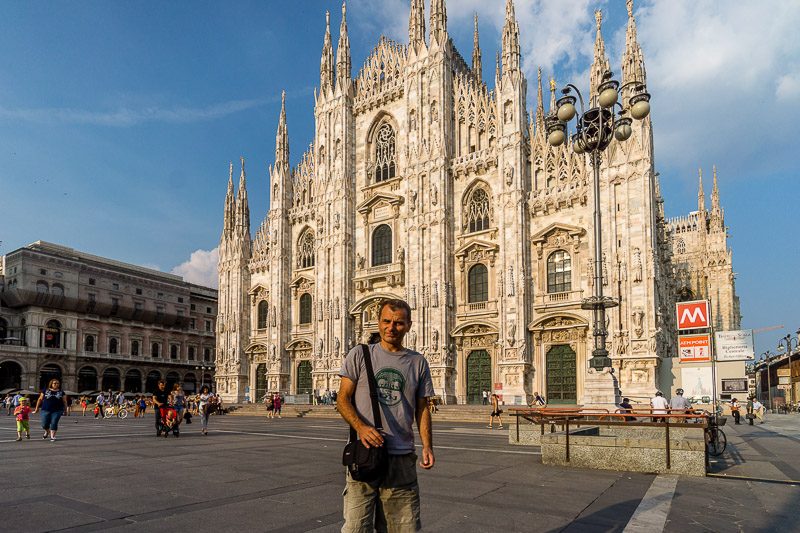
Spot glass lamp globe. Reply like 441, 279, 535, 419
548, 129, 566, 147
557, 103, 576, 122
614, 123, 632, 141
598, 88, 618, 108
573, 137, 585, 154
631, 100, 651, 120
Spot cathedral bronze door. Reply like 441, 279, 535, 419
546, 345, 577, 404
256, 363, 268, 400
296, 360, 312, 394
466, 350, 491, 404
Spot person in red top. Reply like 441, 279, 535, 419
273, 393, 282, 419
15, 397, 32, 441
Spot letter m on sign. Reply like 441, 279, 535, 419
677, 300, 711, 331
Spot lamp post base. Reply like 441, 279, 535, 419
584, 365, 620, 412
590, 349, 612, 371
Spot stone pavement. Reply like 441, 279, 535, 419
0, 412, 798, 532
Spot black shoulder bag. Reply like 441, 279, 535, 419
342, 344, 389, 482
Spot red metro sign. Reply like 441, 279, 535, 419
677, 300, 711, 331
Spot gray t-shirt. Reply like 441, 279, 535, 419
669, 396, 691, 410
339, 343, 434, 455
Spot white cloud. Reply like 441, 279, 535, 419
0, 98, 267, 127
172, 248, 219, 289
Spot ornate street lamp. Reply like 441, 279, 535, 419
760, 350, 773, 411
547, 71, 651, 370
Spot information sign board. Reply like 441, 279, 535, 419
677, 300, 711, 331
721, 378, 748, 394
778, 384, 792, 390
714, 330, 755, 361
679, 334, 711, 362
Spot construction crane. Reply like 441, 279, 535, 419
753, 325, 784, 334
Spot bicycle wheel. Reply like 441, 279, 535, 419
708, 428, 727, 456
117, 409, 128, 419
103, 407, 115, 419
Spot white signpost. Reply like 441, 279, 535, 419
714, 330, 755, 361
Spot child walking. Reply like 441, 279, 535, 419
15, 397, 32, 441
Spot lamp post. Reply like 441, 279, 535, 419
761, 350, 773, 412
546, 71, 651, 369
777, 329, 800, 408
195, 365, 208, 393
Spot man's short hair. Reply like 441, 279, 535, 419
158, 379, 166, 385
379, 299, 412, 322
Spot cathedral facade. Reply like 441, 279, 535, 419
215, 0, 741, 405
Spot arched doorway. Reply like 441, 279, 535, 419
165, 371, 180, 391
296, 360, 312, 394
145, 371, 161, 393
102, 368, 121, 391
256, 363, 268, 400
0, 360, 22, 390
124, 369, 142, 392
546, 345, 577, 404
183, 372, 197, 393
77, 366, 98, 392
39, 363, 63, 390
466, 350, 492, 404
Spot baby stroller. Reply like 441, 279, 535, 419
156, 406, 181, 438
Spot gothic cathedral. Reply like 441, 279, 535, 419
215, 0, 741, 405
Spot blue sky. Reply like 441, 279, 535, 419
1, 1, 798, 356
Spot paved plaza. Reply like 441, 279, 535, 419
1, 411, 799, 532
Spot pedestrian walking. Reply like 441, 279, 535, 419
171, 384, 186, 423
14, 397, 32, 440
651, 390, 669, 423
152, 380, 171, 436
337, 299, 434, 533
32, 379, 68, 441
265, 393, 274, 419
198, 386, 214, 435
273, 393, 282, 418
753, 399, 765, 423
94, 392, 105, 419
487, 394, 504, 429
746, 397, 755, 425
731, 398, 741, 424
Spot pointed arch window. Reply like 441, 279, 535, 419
257, 300, 268, 329
298, 231, 315, 269
467, 188, 491, 233
676, 240, 686, 254
372, 224, 392, 266
374, 122, 396, 183
468, 263, 489, 303
547, 250, 572, 293
299, 293, 312, 325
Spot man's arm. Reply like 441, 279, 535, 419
337, 377, 384, 448
415, 396, 434, 469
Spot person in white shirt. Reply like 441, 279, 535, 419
95, 393, 105, 419
753, 399, 765, 423
651, 390, 669, 423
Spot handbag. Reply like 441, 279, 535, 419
745, 413, 755, 420
342, 344, 389, 482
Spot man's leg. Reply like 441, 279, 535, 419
378, 453, 422, 533
342, 471, 380, 533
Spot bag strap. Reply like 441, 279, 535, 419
349, 343, 383, 443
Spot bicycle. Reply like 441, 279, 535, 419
103, 404, 129, 420
706, 414, 727, 456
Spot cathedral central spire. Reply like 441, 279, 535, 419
223, 162, 235, 236
622, 0, 647, 87
336, 2, 351, 88
501, 0, 521, 77
235, 157, 250, 237
429, 0, 447, 45
409, 0, 426, 51
472, 13, 482, 81
590, 9, 610, 105
320, 11, 334, 92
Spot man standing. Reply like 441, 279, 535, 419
669, 388, 691, 422
152, 380, 171, 434
94, 391, 105, 419
482, 390, 488, 405
651, 390, 669, 423
338, 299, 434, 533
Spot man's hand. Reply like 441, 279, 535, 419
419, 446, 434, 469
359, 425, 385, 449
